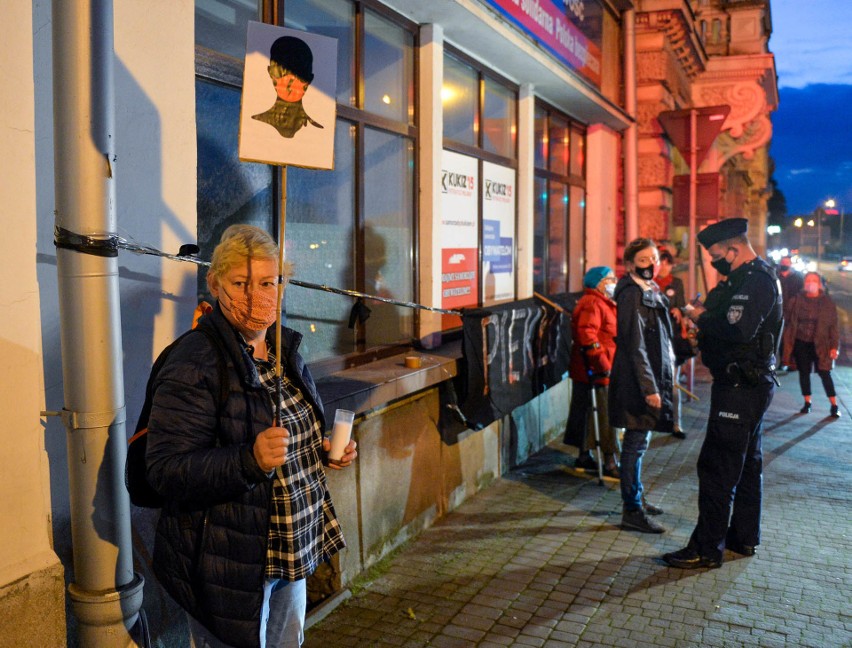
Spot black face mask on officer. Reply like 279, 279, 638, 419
710, 247, 737, 276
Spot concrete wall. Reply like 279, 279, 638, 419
325, 379, 568, 590
0, 2, 66, 646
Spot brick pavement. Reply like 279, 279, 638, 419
304, 364, 852, 647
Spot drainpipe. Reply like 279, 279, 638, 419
623, 7, 639, 242
52, 1, 145, 645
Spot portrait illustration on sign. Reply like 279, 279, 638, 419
239, 22, 337, 169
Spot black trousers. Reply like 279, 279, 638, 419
792, 339, 836, 398
689, 381, 774, 560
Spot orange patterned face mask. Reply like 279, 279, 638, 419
274, 74, 309, 102
220, 287, 278, 331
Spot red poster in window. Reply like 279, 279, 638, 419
442, 248, 478, 329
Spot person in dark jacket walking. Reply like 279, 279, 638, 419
609, 238, 677, 534
781, 271, 841, 417
146, 225, 357, 648
663, 217, 783, 570
564, 266, 619, 477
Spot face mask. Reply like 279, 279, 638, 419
274, 74, 309, 102
220, 287, 279, 331
710, 247, 737, 276
634, 264, 656, 281
804, 282, 820, 296
604, 283, 616, 299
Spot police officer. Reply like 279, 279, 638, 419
663, 218, 783, 569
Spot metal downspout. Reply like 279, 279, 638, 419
623, 7, 639, 242
52, 1, 145, 645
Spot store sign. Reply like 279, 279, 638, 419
484, 0, 602, 87
441, 150, 480, 327
482, 162, 516, 304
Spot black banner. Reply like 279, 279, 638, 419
450, 294, 577, 431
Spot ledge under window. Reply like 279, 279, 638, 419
315, 342, 462, 423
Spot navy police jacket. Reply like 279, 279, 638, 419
697, 257, 783, 383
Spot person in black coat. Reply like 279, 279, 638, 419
146, 225, 357, 647
609, 238, 677, 534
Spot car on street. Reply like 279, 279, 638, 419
838, 256, 852, 272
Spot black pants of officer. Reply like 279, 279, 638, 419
689, 381, 774, 561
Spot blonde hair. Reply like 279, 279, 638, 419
208, 224, 292, 281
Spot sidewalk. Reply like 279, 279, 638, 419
304, 364, 852, 647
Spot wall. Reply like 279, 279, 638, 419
0, 2, 66, 646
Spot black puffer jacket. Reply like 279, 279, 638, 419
608, 275, 675, 432
146, 305, 326, 648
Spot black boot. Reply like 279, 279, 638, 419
799, 402, 811, 414
830, 405, 841, 418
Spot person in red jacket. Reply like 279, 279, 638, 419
563, 266, 620, 477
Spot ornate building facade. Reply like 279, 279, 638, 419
635, 0, 777, 253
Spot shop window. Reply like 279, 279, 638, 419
441, 47, 518, 313
195, 78, 275, 298
364, 10, 414, 123
283, 0, 355, 106
533, 101, 586, 296
195, 0, 417, 365
442, 54, 478, 147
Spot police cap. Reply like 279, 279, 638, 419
697, 217, 748, 249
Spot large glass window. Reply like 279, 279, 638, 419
442, 55, 478, 147
195, 0, 417, 365
533, 102, 586, 296
441, 48, 518, 313
284, 0, 418, 363
364, 10, 414, 123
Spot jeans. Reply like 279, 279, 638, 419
188, 578, 307, 648
620, 429, 651, 511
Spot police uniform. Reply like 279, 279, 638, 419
672, 218, 783, 565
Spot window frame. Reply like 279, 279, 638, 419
533, 99, 587, 296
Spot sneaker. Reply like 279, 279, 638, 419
662, 546, 722, 569
830, 405, 841, 418
621, 508, 665, 534
799, 402, 812, 414
642, 498, 664, 516
574, 453, 597, 471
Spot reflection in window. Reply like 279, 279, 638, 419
196, 79, 273, 297
364, 10, 414, 123
442, 54, 478, 146
534, 105, 547, 170
533, 176, 547, 295
285, 0, 355, 106
547, 181, 569, 294
195, 0, 258, 59
285, 121, 357, 359
363, 128, 414, 348
549, 116, 569, 177
483, 76, 517, 158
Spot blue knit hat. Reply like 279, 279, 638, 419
583, 266, 613, 289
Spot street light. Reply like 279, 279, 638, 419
794, 217, 804, 252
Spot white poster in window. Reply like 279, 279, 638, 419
482, 162, 516, 304
239, 22, 337, 169
441, 150, 479, 326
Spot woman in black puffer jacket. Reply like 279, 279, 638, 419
146, 225, 357, 647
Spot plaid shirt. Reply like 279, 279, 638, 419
252, 351, 345, 582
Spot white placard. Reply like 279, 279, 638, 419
239, 22, 337, 169
440, 150, 479, 316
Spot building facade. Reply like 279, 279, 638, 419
1, 1, 775, 645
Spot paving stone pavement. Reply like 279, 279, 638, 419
304, 364, 852, 648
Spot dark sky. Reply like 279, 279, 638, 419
770, 84, 852, 216
768, 2, 852, 217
